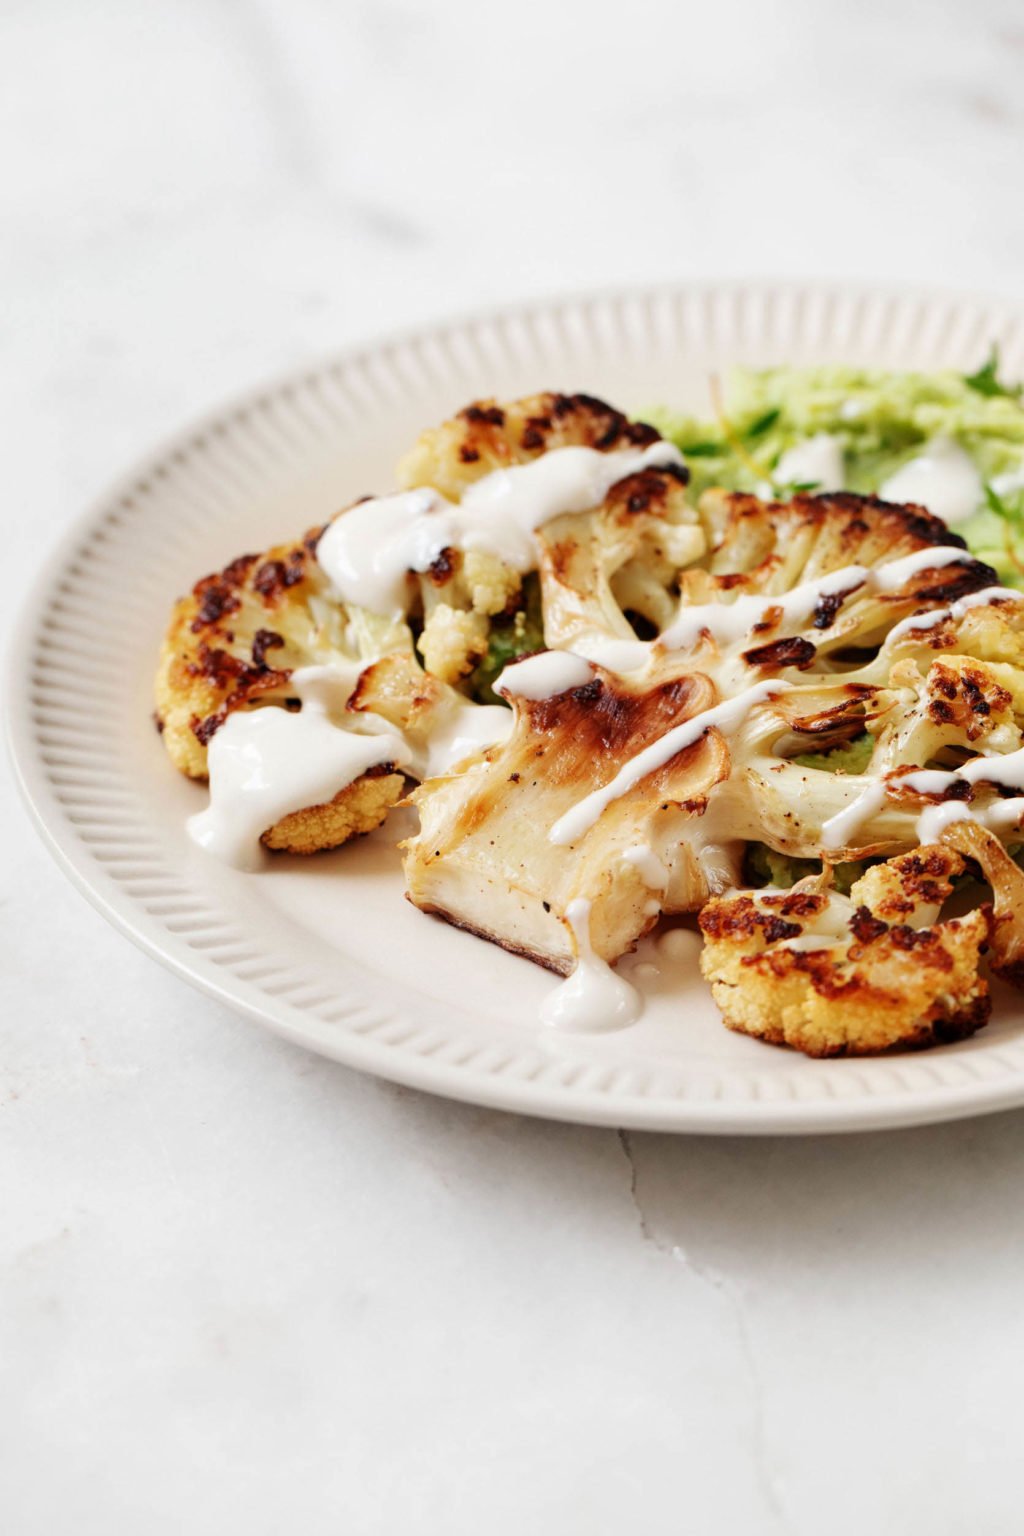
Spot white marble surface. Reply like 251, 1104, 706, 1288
5, 1, 1024, 1530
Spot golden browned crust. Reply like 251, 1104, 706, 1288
698, 850, 990, 1056
155, 528, 325, 779
697, 488, 996, 607
850, 847, 967, 921
397, 392, 664, 500
922, 658, 1013, 740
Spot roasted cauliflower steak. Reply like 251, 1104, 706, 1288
404, 488, 1018, 983
156, 390, 680, 857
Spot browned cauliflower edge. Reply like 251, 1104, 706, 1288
260, 769, 407, 856
698, 848, 991, 1056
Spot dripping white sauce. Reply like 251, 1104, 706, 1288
915, 800, 973, 844
916, 795, 1024, 843
549, 679, 792, 846
879, 437, 982, 526
456, 442, 681, 566
820, 782, 888, 850
495, 649, 594, 701
539, 898, 641, 1032
315, 488, 454, 617
188, 666, 410, 870
899, 768, 956, 796
773, 433, 845, 492
898, 749, 1024, 798
316, 441, 682, 617
981, 797, 1024, 832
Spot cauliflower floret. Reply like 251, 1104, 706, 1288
462, 549, 521, 617
261, 771, 406, 854
872, 654, 1020, 770
398, 392, 682, 687
397, 391, 662, 499
418, 604, 490, 684
538, 463, 702, 655
698, 848, 990, 1056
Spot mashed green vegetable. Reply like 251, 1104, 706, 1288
743, 843, 869, 896
469, 573, 545, 705
792, 733, 875, 775
648, 356, 1024, 585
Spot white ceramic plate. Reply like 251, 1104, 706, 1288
11, 280, 1024, 1134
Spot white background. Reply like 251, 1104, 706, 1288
5, 2, 1024, 1531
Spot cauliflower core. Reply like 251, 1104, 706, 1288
698, 849, 990, 1056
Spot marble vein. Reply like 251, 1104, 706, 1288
618, 1130, 789, 1529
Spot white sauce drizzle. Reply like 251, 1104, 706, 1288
569, 633, 652, 672
879, 437, 983, 526
899, 768, 956, 796
884, 585, 1022, 646
916, 795, 1024, 843
621, 843, 670, 891
539, 898, 641, 1032
982, 797, 1024, 832
316, 441, 682, 617
820, 782, 888, 850
456, 442, 681, 565
418, 700, 512, 779
549, 680, 792, 846
315, 488, 453, 616
959, 745, 1024, 791
654, 545, 974, 660
660, 564, 869, 652
494, 650, 594, 701
822, 742, 1024, 851
773, 433, 845, 492
915, 800, 972, 844
188, 666, 411, 871
868, 543, 977, 590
